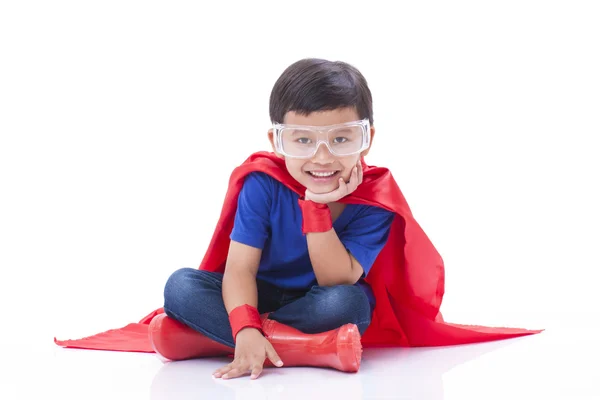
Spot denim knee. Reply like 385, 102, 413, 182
163, 267, 211, 314
309, 285, 372, 334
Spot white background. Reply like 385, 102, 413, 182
1, 0, 599, 367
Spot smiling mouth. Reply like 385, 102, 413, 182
306, 170, 341, 178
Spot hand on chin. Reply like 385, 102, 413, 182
304, 162, 363, 204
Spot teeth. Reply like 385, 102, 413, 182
309, 171, 336, 177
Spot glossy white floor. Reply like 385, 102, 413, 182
4, 319, 599, 399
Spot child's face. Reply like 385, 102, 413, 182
268, 107, 374, 195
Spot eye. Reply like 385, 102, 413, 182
332, 137, 348, 144
297, 137, 312, 144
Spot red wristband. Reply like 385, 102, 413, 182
298, 199, 333, 234
228, 304, 263, 342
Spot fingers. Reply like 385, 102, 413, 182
304, 190, 329, 204
223, 362, 264, 380
250, 364, 264, 380
265, 343, 284, 368
221, 362, 250, 379
214, 359, 267, 380
357, 161, 363, 184
338, 177, 349, 195
222, 366, 245, 380
346, 166, 359, 193
213, 363, 234, 378
213, 361, 245, 380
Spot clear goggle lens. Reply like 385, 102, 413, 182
278, 123, 368, 158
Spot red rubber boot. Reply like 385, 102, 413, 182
148, 313, 234, 361
261, 317, 363, 372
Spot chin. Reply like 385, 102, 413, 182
303, 178, 342, 194
307, 185, 337, 194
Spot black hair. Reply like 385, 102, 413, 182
269, 58, 373, 125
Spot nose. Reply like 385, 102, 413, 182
311, 141, 334, 163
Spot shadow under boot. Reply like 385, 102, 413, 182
148, 313, 234, 361
260, 316, 363, 373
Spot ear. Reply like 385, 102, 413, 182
268, 129, 285, 159
360, 125, 376, 157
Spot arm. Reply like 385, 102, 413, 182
214, 173, 283, 380
306, 229, 363, 286
301, 200, 394, 287
221, 172, 272, 328
302, 162, 393, 287
222, 239, 262, 314
216, 238, 283, 380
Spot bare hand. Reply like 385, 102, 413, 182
305, 161, 363, 204
212, 328, 283, 380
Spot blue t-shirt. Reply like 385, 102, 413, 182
229, 171, 395, 309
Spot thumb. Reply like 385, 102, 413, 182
265, 342, 283, 367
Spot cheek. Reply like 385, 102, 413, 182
340, 158, 360, 176
285, 159, 306, 175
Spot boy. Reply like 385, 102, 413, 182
150, 58, 395, 379
54, 58, 540, 379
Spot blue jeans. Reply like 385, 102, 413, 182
162, 268, 373, 348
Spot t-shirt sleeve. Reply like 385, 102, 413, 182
338, 206, 395, 277
229, 172, 272, 249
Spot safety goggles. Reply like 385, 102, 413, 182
272, 119, 370, 159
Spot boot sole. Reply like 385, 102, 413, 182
336, 323, 362, 372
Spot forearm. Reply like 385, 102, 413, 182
222, 268, 258, 314
220, 241, 264, 342
306, 229, 355, 286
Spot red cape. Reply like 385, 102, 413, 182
55, 151, 541, 352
